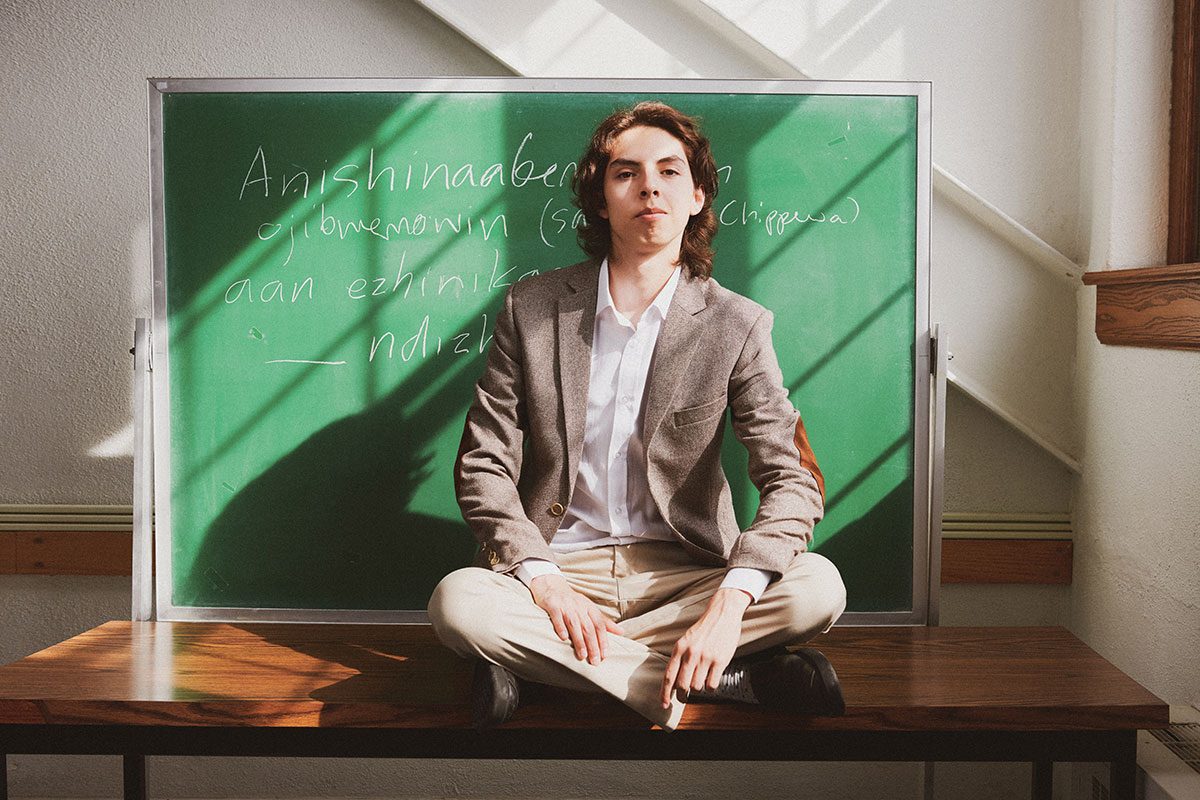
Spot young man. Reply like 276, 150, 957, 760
429, 101, 846, 731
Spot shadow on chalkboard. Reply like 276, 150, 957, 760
723, 281, 911, 548
177, 342, 484, 612
168, 93, 442, 346
170, 93, 918, 616
745, 131, 910, 279
819, 480, 914, 613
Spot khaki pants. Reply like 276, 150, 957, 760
427, 540, 847, 730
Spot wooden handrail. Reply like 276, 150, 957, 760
1081, 263, 1200, 350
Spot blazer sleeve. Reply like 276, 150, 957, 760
725, 308, 825, 576
454, 283, 557, 573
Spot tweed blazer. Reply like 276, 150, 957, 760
454, 259, 824, 578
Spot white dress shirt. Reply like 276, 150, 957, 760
513, 259, 773, 603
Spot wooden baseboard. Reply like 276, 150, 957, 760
0, 532, 14, 573
0, 532, 1074, 585
0, 506, 1074, 584
941, 539, 1073, 585
1, 532, 131, 576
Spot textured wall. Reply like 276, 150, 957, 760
1071, 0, 1199, 710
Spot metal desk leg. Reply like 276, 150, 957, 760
1109, 734, 1138, 800
123, 754, 147, 800
1031, 761, 1053, 800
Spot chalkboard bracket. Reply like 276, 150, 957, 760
131, 319, 155, 622
926, 323, 948, 627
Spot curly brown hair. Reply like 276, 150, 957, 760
570, 101, 719, 279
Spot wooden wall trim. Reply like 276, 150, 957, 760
0, 532, 131, 576
2, 530, 1073, 585
941, 539, 1073, 585
0, 532, 15, 573
1081, 263, 1200, 350
1170, 0, 1200, 264
1082, 262, 1200, 286
1090, 0, 1200, 348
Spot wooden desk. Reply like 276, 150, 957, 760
0, 623, 1167, 800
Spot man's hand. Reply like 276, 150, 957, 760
661, 588, 752, 708
529, 573, 625, 665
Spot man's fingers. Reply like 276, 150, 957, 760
661, 652, 682, 708
604, 618, 625, 636
591, 611, 609, 661
564, 613, 587, 660
581, 614, 601, 664
705, 660, 723, 691
675, 652, 698, 701
549, 609, 569, 641
693, 659, 716, 691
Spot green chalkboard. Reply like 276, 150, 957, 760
151, 80, 930, 621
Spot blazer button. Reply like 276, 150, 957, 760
549, 502, 565, 517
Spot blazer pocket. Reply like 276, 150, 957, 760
672, 396, 727, 427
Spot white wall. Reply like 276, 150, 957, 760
1072, 0, 1200, 709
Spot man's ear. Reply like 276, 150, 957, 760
598, 204, 609, 220
690, 187, 705, 215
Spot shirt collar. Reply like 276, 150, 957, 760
596, 257, 682, 323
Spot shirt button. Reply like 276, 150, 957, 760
548, 502, 565, 517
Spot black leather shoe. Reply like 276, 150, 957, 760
684, 648, 845, 715
470, 659, 519, 731
753, 647, 845, 715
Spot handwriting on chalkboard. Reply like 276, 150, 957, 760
229, 132, 863, 368
238, 134, 575, 200
368, 313, 493, 364
240, 136, 862, 253
258, 207, 510, 267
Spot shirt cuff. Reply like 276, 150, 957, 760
513, 557, 561, 588
719, 567, 774, 603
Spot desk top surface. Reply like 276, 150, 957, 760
0, 622, 1167, 732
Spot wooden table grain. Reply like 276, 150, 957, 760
0, 622, 1166, 731
0, 622, 1168, 800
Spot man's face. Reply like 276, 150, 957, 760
599, 125, 705, 262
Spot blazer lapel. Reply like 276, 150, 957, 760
642, 273, 707, 443
556, 261, 600, 488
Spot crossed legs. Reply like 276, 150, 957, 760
427, 541, 846, 730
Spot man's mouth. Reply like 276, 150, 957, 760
638, 207, 667, 218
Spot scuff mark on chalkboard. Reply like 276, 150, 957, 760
203, 568, 229, 592
248, 326, 264, 340
221, 481, 236, 493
